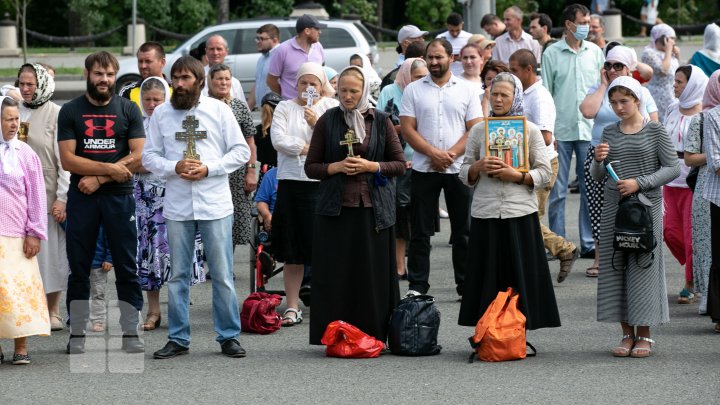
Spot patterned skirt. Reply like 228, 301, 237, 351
229, 167, 252, 246
0, 236, 50, 338
584, 146, 606, 241
134, 175, 205, 291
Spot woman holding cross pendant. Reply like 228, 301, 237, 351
270, 62, 338, 326
305, 65, 406, 345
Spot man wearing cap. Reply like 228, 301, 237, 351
477, 39, 496, 62
492, 6, 541, 64
267, 14, 326, 100
396, 25, 428, 67
248, 24, 280, 110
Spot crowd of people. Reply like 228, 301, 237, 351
1, 4, 720, 364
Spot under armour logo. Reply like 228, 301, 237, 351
85, 119, 115, 138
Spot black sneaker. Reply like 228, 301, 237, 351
66, 335, 86, 354
153, 341, 189, 359
121, 334, 145, 353
220, 339, 247, 358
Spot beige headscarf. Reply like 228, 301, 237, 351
338, 66, 370, 143
295, 62, 335, 101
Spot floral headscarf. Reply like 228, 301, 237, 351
20, 63, 54, 108
489, 72, 524, 117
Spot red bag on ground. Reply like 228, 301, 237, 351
468, 287, 535, 362
320, 320, 385, 358
240, 292, 282, 334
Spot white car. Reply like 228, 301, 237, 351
115, 18, 379, 96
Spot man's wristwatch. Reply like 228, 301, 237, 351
246, 163, 257, 169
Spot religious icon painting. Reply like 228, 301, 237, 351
485, 116, 529, 172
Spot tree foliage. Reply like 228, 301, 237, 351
405, 0, 456, 30
236, 0, 293, 18
332, 0, 377, 23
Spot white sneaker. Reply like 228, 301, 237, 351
405, 290, 421, 298
439, 208, 449, 219
699, 295, 708, 315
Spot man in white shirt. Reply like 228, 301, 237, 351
400, 38, 483, 297
143, 56, 250, 360
201, 35, 246, 103
436, 12, 472, 76
509, 49, 579, 282
492, 6, 541, 64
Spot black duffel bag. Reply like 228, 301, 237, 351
388, 294, 442, 356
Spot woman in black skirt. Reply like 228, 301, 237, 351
305, 66, 406, 345
457, 72, 560, 331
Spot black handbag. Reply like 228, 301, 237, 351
686, 112, 703, 191
388, 294, 442, 356
612, 193, 656, 271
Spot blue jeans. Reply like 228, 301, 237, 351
166, 215, 240, 347
548, 140, 594, 254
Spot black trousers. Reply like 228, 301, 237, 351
708, 203, 720, 323
65, 188, 143, 334
407, 170, 472, 294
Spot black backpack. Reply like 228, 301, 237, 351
388, 295, 442, 356
612, 193, 656, 271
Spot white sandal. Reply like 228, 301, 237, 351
281, 308, 303, 327
630, 336, 654, 358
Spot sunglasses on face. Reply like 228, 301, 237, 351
603, 62, 625, 71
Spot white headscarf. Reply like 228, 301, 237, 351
648, 24, 676, 50
607, 76, 648, 117
678, 65, 709, 109
358, 54, 381, 83
295, 62, 335, 100
702, 23, 720, 60
338, 66, 370, 143
606, 46, 638, 71
0, 96, 19, 174
139, 76, 171, 122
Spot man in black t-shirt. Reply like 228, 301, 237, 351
58, 51, 146, 355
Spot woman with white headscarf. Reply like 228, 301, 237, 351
689, 23, 720, 77
592, 76, 679, 357
305, 65, 406, 345
641, 24, 681, 122
580, 46, 659, 277
457, 72, 558, 332
133, 77, 205, 332
0, 96, 49, 365
664, 64, 709, 305
15, 63, 70, 331
271, 62, 338, 326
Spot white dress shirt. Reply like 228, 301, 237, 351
202, 65, 247, 103
399, 74, 483, 173
271, 97, 339, 181
492, 31, 542, 64
436, 30, 473, 55
523, 79, 557, 160
142, 96, 250, 221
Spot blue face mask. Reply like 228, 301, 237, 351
573, 23, 589, 41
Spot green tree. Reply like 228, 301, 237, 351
236, 0, 293, 18
333, 0, 377, 23
405, 0, 455, 30
174, 0, 214, 34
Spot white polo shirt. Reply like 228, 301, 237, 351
523, 78, 557, 161
400, 73, 483, 173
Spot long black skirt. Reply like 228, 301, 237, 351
309, 207, 400, 345
458, 214, 561, 330
272, 180, 318, 265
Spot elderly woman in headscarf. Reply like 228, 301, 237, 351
457, 72, 558, 333
664, 64, 709, 305
377, 57, 429, 279
592, 76, 679, 357
305, 65, 406, 345
684, 70, 720, 315
15, 63, 70, 332
689, 23, 720, 77
0, 96, 50, 365
641, 24, 681, 122
133, 76, 204, 331
271, 62, 338, 326
580, 46, 659, 277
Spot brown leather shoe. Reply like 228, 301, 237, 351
557, 247, 579, 283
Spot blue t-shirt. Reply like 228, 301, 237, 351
255, 167, 278, 213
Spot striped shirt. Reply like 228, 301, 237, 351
703, 105, 720, 207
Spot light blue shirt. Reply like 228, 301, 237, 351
542, 40, 605, 142
142, 96, 250, 221
255, 46, 278, 105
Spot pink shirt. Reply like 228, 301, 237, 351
267, 37, 324, 100
0, 141, 47, 240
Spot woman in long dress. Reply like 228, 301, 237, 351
641, 24, 680, 123
0, 96, 50, 364
305, 66, 405, 344
207, 64, 257, 250
457, 73, 559, 332
16, 63, 70, 331
592, 76, 680, 357
134, 77, 205, 331
271, 62, 338, 326
704, 92, 720, 333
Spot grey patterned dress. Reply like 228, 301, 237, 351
591, 121, 680, 326
228, 98, 256, 246
685, 114, 711, 296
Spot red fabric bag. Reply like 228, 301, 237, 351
240, 292, 282, 334
320, 320, 385, 358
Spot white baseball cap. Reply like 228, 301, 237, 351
398, 25, 428, 43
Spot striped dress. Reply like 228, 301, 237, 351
591, 121, 680, 326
